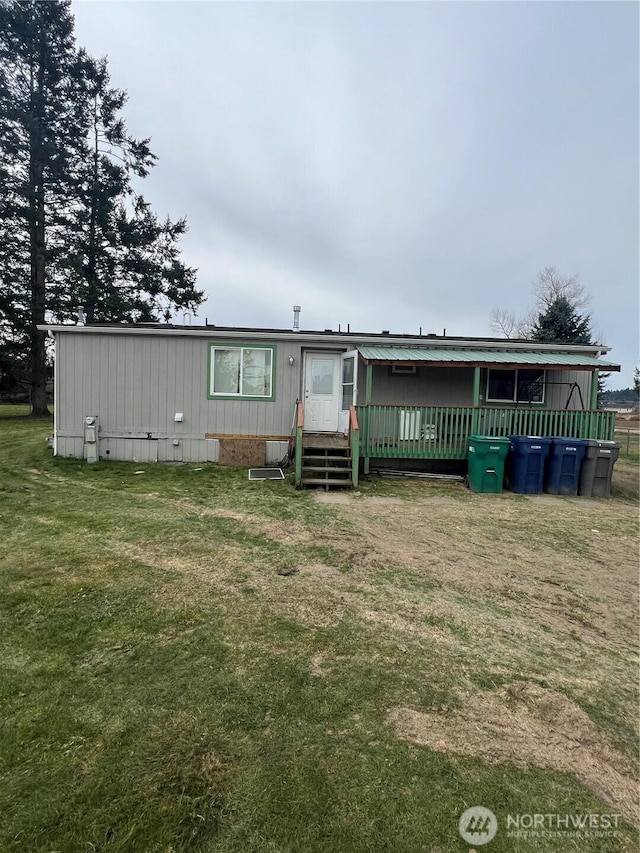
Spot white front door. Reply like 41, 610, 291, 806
303, 352, 341, 432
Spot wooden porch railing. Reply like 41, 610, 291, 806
294, 400, 304, 487
357, 405, 615, 460
348, 405, 360, 487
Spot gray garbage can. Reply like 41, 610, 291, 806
578, 440, 620, 498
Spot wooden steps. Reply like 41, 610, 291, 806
300, 435, 353, 489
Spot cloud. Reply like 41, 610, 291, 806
72, 1, 639, 384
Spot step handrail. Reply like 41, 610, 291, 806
295, 400, 304, 486
349, 405, 359, 487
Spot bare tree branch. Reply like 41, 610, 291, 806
489, 307, 518, 338
534, 266, 591, 311
515, 307, 538, 338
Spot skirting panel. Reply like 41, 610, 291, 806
54, 435, 220, 464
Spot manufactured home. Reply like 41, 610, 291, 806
42, 319, 620, 487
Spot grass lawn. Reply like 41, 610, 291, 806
1, 406, 638, 852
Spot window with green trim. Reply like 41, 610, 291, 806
486, 368, 545, 404
208, 345, 275, 399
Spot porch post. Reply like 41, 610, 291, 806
472, 366, 481, 405
471, 366, 481, 435
295, 401, 304, 487
589, 370, 599, 410
589, 370, 599, 438
364, 363, 373, 474
365, 363, 373, 404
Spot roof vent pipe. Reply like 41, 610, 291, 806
77, 307, 85, 326
293, 305, 301, 332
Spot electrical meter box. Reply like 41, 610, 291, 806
84, 416, 99, 463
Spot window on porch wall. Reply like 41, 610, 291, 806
486, 368, 545, 404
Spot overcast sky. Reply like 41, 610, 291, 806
72, 1, 639, 387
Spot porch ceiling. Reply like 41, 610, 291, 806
356, 346, 620, 371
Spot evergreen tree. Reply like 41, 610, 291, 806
0, 1, 202, 412
58, 54, 201, 324
530, 294, 609, 405
600, 387, 637, 404
490, 267, 592, 340
531, 296, 593, 345
0, 0, 83, 414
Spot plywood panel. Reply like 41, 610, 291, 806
219, 439, 265, 467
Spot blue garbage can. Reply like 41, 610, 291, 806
545, 437, 587, 496
507, 436, 552, 494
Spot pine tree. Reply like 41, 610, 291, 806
531, 296, 593, 344
0, 0, 84, 414
530, 294, 609, 405
0, 2, 202, 412
489, 269, 611, 408
490, 267, 592, 340
58, 54, 201, 325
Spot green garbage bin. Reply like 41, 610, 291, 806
578, 440, 620, 498
467, 435, 511, 493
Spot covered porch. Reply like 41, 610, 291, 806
295, 342, 619, 484
355, 344, 618, 470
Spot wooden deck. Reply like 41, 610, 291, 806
295, 403, 614, 484
357, 405, 616, 461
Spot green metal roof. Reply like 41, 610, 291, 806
357, 346, 620, 370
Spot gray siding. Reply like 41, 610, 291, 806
544, 370, 592, 410
55, 332, 348, 462
369, 366, 474, 406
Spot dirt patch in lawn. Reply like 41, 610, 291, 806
298, 562, 346, 581
175, 501, 312, 546
316, 493, 639, 651
389, 681, 639, 828
314, 492, 404, 506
